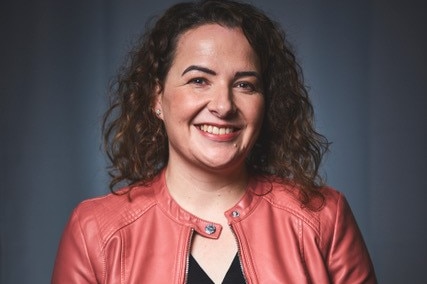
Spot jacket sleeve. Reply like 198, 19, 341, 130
326, 193, 377, 284
52, 207, 99, 283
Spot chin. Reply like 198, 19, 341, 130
199, 155, 246, 172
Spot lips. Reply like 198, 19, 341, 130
198, 124, 235, 135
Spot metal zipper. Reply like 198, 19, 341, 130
229, 223, 248, 284
184, 228, 194, 284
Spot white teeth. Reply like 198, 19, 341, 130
199, 125, 233, 135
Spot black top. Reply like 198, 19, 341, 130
187, 254, 246, 284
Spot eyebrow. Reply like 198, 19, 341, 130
182, 65, 217, 76
234, 71, 261, 80
182, 65, 260, 80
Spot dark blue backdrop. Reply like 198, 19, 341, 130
1, 0, 426, 283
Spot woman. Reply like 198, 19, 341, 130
52, 0, 376, 283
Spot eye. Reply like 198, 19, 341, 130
188, 77, 208, 86
234, 81, 257, 93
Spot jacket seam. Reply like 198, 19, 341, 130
262, 196, 320, 236
121, 229, 126, 284
326, 192, 342, 269
99, 201, 157, 251
91, 201, 108, 283
297, 219, 313, 284
74, 208, 101, 282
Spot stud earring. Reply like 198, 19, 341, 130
155, 109, 161, 116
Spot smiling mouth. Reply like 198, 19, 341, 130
199, 124, 236, 135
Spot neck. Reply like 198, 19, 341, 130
164, 161, 248, 221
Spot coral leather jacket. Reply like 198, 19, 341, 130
52, 171, 376, 283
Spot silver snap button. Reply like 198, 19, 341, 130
205, 224, 216, 235
231, 211, 240, 217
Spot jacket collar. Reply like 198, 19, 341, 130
153, 169, 270, 239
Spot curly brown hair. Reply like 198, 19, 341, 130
103, 0, 330, 205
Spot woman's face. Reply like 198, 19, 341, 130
155, 24, 264, 174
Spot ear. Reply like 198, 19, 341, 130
153, 82, 163, 120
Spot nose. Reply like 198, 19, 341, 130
207, 85, 236, 118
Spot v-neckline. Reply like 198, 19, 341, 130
187, 253, 246, 283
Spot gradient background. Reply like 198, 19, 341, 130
1, 0, 426, 283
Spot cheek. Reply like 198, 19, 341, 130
162, 90, 202, 122
249, 103, 265, 141
246, 98, 265, 126
162, 89, 184, 114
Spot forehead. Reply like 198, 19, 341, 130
177, 24, 245, 49
172, 24, 259, 69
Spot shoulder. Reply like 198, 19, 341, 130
70, 183, 158, 248
255, 177, 350, 236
